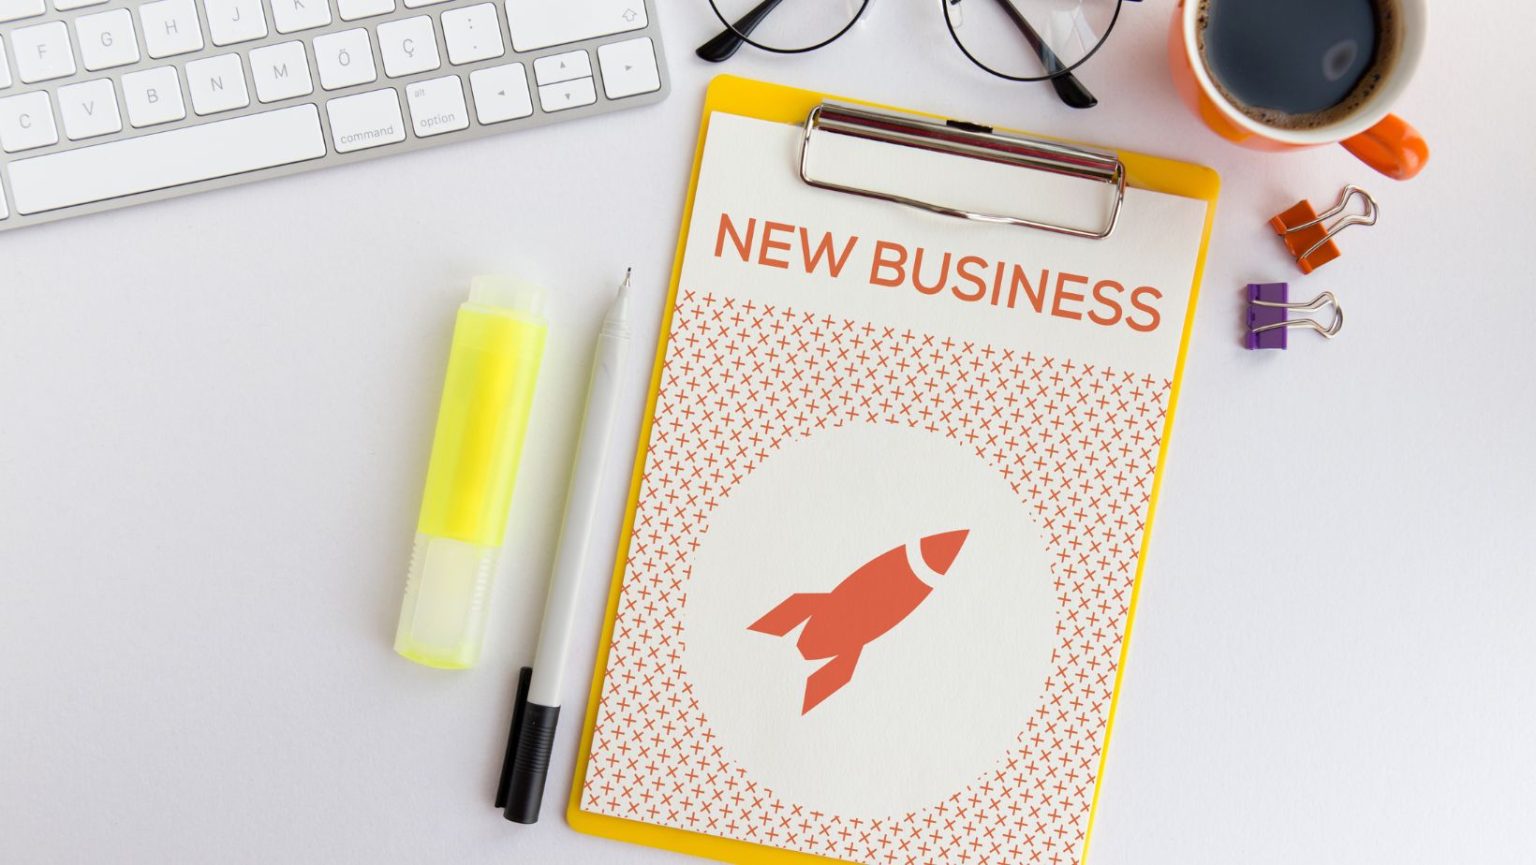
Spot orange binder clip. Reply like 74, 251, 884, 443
1270, 185, 1378, 274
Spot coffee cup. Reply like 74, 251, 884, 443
1168, 0, 1429, 180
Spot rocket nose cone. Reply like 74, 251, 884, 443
920, 530, 970, 575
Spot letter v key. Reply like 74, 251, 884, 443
58, 79, 122, 140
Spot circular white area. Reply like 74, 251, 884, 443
683, 423, 1055, 817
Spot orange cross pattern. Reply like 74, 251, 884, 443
583, 291, 1171, 865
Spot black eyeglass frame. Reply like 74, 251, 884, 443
698, 0, 1126, 109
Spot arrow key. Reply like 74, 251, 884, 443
537, 76, 595, 113
597, 37, 659, 100
533, 49, 591, 86
469, 62, 532, 124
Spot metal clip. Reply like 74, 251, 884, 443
1270, 185, 1378, 274
1245, 283, 1343, 350
799, 102, 1126, 239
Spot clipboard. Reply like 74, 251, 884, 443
568, 74, 1219, 865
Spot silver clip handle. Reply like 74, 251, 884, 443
1250, 290, 1344, 340
798, 103, 1126, 240
1281, 185, 1379, 264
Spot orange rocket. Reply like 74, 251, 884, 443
748, 530, 970, 714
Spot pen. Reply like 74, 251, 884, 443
496, 269, 633, 824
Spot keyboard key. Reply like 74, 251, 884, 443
326, 87, 404, 152
0, 0, 44, 23
532, 50, 588, 86
314, 28, 376, 90
122, 65, 186, 127
405, 75, 466, 137
597, 37, 659, 99
505, 0, 645, 52
187, 53, 250, 114
337, 0, 392, 21
203, 0, 268, 46
0, 90, 57, 152
401, 0, 449, 7
442, 3, 503, 65
54, 0, 109, 9
76, 9, 140, 71
7, 105, 326, 215
377, 15, 439, 78
0, 40, 10, 89
537, 77, 594, 113
140, 0, 204, 58
250, 41, 313, 103
57, 78, 122, 139
12, 21, 76, 83
271, 0, 330, 33
468, 62, 530, 124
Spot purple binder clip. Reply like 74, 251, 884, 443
1245, 283, 1343, 350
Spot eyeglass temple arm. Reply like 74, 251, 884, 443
697, 0, 787, 62
979, 0, 1097, 108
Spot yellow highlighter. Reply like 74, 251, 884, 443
395, 276, 547, 669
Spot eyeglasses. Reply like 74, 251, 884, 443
697, 0, 1128, 110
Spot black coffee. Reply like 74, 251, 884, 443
1198, 0, 1397, 130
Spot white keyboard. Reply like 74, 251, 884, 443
0, 0, 667, 232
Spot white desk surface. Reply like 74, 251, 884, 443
3, 3, 1534, 864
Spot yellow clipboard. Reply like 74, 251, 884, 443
568, 74, 1219, 865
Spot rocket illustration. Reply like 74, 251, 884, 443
748, 530, 970, 714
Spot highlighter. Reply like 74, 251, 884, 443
395, 276, 547, 669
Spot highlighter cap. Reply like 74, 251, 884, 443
395, 276, 548, 669
469, 274, 544, 316
395, 534, 500, 668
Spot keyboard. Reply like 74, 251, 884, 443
0, 0, 667, 233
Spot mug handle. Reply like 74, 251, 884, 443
1340, 114, 1430, 180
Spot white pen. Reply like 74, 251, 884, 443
496, 269, 633, 824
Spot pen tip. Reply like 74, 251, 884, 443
605, 268, 633, 331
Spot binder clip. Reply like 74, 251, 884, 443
1245, 283, 1343, 350
1270, 185, 1378, 274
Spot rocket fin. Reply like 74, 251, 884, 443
802, 646, 862, 714
748, 593, 824, 637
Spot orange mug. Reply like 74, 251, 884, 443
1168, 0, 1429, 180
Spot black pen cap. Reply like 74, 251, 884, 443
495, 666, 561, 824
